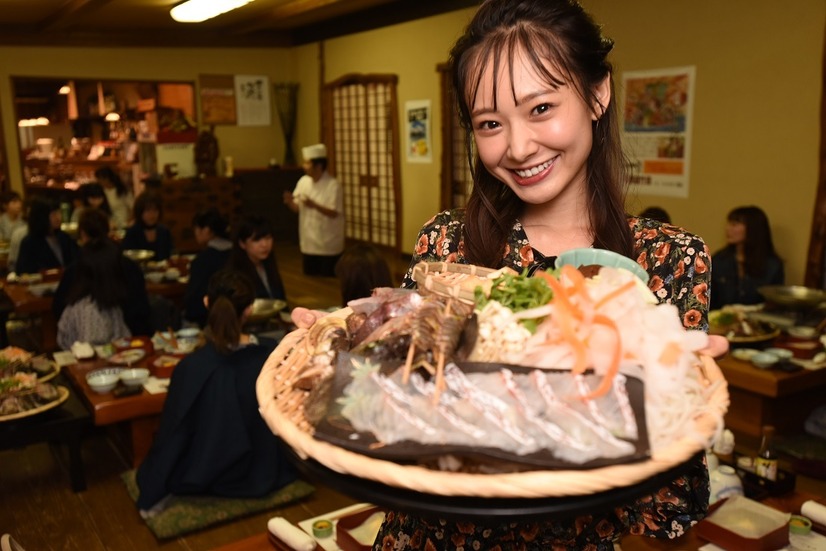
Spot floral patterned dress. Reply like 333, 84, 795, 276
374, 210, 712, 551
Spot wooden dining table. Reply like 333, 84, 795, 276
717, 352, 826, 445
0, 257, 189, 353
61, 336, 173, 467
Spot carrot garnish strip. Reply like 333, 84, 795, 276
594, 280, 637, 309
579, 313, 622, 399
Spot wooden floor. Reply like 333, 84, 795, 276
0, 240, 410, 551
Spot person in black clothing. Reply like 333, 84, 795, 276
183, 209, 232, 327
16, 196, 78, 275
135, 269, 297, 515
121, 191, 173, 261
711, 205, 784, 309
53, 209, 152, 337
228, 215, 286, 301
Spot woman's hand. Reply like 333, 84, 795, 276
291, 307, 326, 329
701, 334, 729, 358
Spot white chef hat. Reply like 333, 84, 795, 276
301, 143, 327, 161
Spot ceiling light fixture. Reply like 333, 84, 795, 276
170, 0, 255, 23
58, 85, 71, 95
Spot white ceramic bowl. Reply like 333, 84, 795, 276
177, 327, 200, 339
731, 348, 760, 362
119, 367, 149, 387
764, 347, 794, 361
788, 326, 818, 339
86, 367, 123, 393
751, 352, 779, 369
144, 272, 164, 284
164, 268, 181, 280
555, 248, 650, 284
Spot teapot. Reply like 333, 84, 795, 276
709, 465, 744, 505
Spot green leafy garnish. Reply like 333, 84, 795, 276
474, 270, 554, 313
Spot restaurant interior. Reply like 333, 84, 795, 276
1, 0, 826, 550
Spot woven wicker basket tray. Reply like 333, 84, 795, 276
257, 309, 729, 499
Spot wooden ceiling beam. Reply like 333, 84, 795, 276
38, 0, 117, 32
227, 0, 367, 35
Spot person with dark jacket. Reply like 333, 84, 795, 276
135, 269, 296, 515
710, 205, 784, 309
53, 209, 152, 337
183, 209, 232, 327
16, 196, 78, 274
228, 216, 286, 301
121, 191, 173, 261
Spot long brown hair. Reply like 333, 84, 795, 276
451, 0, 633, 267
204, 269, 255, 355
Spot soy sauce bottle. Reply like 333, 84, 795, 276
754, 425, 778, 481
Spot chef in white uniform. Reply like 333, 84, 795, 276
283, 143, 344, 276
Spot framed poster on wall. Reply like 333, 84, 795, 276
621, 66, 695, 198
199, 74, 237, 125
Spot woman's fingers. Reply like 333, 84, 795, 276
701, 334, 729, 358
290, 307, 326, 329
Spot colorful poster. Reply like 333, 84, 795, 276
234, 74, 271, 126
199, 74, 236, 125
405, 99, 432, 163
621, 66, 695, 198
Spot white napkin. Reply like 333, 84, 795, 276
267, 517, 315, 551
801, 500, 826, 526
142, 376, 169, 394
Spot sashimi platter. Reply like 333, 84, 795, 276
257, 258, 728, 502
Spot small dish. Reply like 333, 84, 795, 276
731, 348, 761, 362
763, 347, 794, 361
109, 348, 146, 365
123, 249, 155, 262
751, 352, 779, 369
119, 367, 149, 387
789, 514, 812, 535
176, 327, 200, 339
788, 326, 818, 339
86, 367, 123, 394
555, 248, 650, 284
144, 272, 164, 284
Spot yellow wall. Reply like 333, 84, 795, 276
1, 0, 824, 285
303, 1, 824, 285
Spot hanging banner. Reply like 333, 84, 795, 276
622, 66, 695, 198
234, 74, 271, 126
405, 99, 432, 163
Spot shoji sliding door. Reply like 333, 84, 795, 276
322, 74, 401, 251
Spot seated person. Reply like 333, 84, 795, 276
121, 191, 173, 261
335, 243, 393, 305
0, 191, 25, 242
56, 210, 135, 349
16, 196, 78, 275
711, 205, 784, 309
228, 215, 286, 300
183, 209, 232, 327
70, 182, 113, 225
135, 269, 297, 515
54, 209, 152, 338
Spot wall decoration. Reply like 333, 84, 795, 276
405, 99, 432, 163
234, 74, 271, 126
621, 66, 695, 198
199, 74, 237, 125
